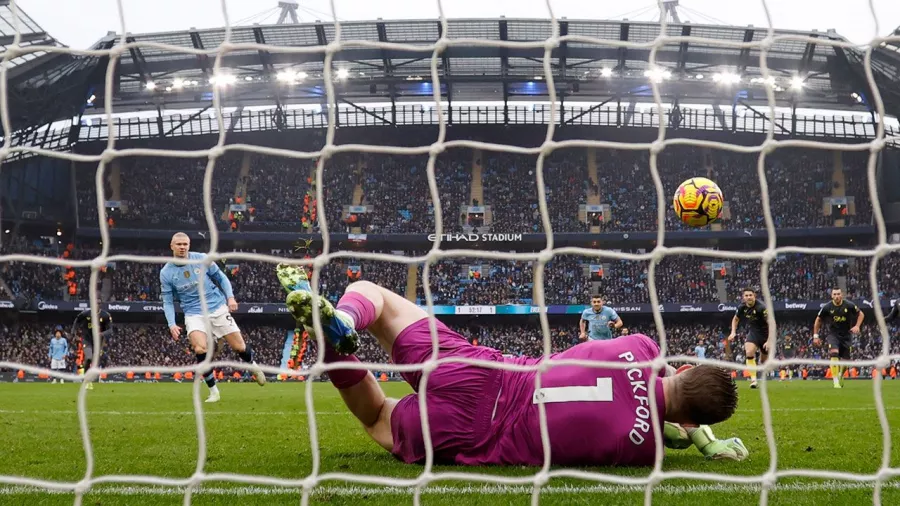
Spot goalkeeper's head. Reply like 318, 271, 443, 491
664, 364, 738, 426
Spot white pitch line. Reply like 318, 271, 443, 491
1, 481, 899, 496
2, 406, 900, 417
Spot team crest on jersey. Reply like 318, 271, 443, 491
184, 271, 191, 279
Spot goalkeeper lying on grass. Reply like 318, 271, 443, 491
278, 264, 748, 466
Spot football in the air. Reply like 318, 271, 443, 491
673, 177, 724, 227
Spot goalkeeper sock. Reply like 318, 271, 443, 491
830, 357, 840, 385
336, 292, 376, 331
323, 345, 367, 389
237, 343, 253, 363
746, 358, 757, 381
196, 353, 217, 389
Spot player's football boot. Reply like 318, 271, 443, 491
663, 422, 693, 450
702, 437, 749, 461
838, 370, 846, 388
250, 362, 267, 386
277, 262, 312, 293
749, 380, 758, 389
205, 391, 220, 403
279, 264, 359, 355
85, 381, 94, 391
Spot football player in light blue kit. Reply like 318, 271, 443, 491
48, 326, 69, 383
579, 294, 623, 341
161, 232, 265, 403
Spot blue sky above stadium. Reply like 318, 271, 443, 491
14, 0, 900, 50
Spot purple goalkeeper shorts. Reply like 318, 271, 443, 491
389, 318, 504, 464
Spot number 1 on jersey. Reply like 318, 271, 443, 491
532, 377, 613, 404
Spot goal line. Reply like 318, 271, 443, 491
3, 481, 900, 497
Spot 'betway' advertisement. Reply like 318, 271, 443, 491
9, 299, 897, 315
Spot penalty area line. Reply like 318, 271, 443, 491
1, 481, 898, 496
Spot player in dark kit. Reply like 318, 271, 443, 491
886, 299, 900, 322
813, 288, 863, 389
72, 309, 113, 390
780, 335, 796, 381
728, 288, 770, 389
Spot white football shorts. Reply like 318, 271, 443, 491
50, 358, 66, 370
184, 304, 240, 340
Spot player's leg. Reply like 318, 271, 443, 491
744, 340, 760, 388
188, 329, 221, 402
81, 346, 95, 390
838, 339, 852, 388
280, 265, 420, 452
759, 339, 769, 369
221, 330, 266, 386
281, 264, 426, 355
284, 264, 504, 463
826, 335, 842, 389
215, 307, 266, 386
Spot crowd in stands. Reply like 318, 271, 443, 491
77, 155, 242, 229
0, 236, 64, 302
4, 318, 899, 377
245, 156, 314, 225
73, 146, 874, 234
8, 241, 900, 307
357, 152, 472, 234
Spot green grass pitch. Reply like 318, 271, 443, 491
2, 379, 900, 505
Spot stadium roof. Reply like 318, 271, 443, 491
0, 0, 64, 73
871, 26, 900, 85
5, 17, 900, 142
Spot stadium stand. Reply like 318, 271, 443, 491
9, 239, 900, 307
71, 145, 875, 234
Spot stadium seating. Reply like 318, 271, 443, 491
73, 146, 874, 234
7, 239, 900, 306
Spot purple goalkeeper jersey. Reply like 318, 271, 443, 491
458, 334, 667, 466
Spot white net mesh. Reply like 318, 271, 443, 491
0, 0, 899, 505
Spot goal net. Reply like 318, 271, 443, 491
0, 0, 897, 504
